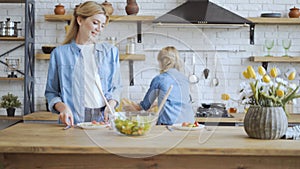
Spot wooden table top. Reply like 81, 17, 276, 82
0, 123, 300, 156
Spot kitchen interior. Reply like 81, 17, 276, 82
1, 0, 300, 168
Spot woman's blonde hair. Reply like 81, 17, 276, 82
157, 46, 182, 73
62, 1, 109, 44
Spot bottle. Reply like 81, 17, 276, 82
126, 37, 135, 54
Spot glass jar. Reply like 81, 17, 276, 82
126, 37, 135, 54
106, 37, 117, 46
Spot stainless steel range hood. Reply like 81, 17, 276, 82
153, 0, 255, 44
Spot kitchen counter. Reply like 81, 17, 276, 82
196, 113, 300, 125
0, 123, 300, 169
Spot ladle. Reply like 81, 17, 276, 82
212, 56, 219, 86
189, 54, 199, 84
203, 57, 209, 79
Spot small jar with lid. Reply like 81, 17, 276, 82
126, 37, 136, 54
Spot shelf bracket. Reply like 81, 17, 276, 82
250, 24, 255, 45
0, 43, 25, 75
137, 21, 142, 43
262, 62, 268, 71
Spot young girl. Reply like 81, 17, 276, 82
126, 46, 195, 125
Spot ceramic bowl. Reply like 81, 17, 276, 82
42, 46, 56, 54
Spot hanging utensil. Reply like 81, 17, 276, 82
189, 54, 199, 84
203, 56, 209, 79
212, 55, 219, 86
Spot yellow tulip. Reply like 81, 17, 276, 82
242, 70, 250, 79
247, 66, 256, 79
288, 71, 296, 80
270, 67, 278, 78
221, 93, 230, 101
258, 66, 266, 76
276, 89, 284, 97
262, 74, 271, 83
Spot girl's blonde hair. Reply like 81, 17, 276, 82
62, 1, 109, 44
157, 46, 182, 73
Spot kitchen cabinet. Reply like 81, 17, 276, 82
0, 0, 35, 116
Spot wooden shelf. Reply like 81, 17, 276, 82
0, 77, 24, 81
35, 53, 50, 60
247, 17, 300, 24
119, 54, 145, 61
250, 56, 300, 62
0, 0, 25, 3
36, 53, 146, 61
44, 15, 155, 22
0, 37, 25, 41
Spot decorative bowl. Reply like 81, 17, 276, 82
112, 111, 157, 136
42, 46, 56, 54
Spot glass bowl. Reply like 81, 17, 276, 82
112, 111, 157, 136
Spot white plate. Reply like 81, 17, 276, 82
172, 123, 205, 131
77, 122, 108, 129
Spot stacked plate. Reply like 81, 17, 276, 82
261, 13, 282, 18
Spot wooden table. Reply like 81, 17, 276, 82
0, 123, 300, 169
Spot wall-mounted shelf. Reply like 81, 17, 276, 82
36, 53, 145, 86
36, 53, 145, 61
44, 15, 155, 43
250, 56, 300, 62
44, 14, 155, 22
247, 17, 300, 24
29, 50, 145, 61
249, 56, 300, 70
0, 77, 24, 81
0, 0, 25, 3
0, 37, 25, 41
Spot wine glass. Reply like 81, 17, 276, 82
265, 39, 274, 56
282, 39, 292, 57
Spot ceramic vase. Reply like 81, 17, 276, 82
289, 6, 300, 18
54, 4, 65, 15
244, 106, 288, 140
102, 0, 114, 16
6, 107, 15, 117
125, 0, 139, 15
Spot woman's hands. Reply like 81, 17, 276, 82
104, 100, 117, 122
55, 102, 74, 126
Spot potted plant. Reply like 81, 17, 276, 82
222, 66, 300, 139
0, 93, 22, 117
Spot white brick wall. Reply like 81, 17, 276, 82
1, 0, 300, 115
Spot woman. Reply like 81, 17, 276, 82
45, 1, 121, 126
126, 46, 195, 125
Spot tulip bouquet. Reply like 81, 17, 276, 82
222, 65, 300, 114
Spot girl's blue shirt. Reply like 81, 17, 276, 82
140, 68, 195, 125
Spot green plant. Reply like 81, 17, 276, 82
0, 93, 21, 109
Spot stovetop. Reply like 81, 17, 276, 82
195, 107, 231, 118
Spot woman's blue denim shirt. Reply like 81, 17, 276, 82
139, 68, 195, 125
45, 41, 121, 124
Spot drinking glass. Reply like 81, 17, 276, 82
265, 39, 274, 56
282, 39, 292, 57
